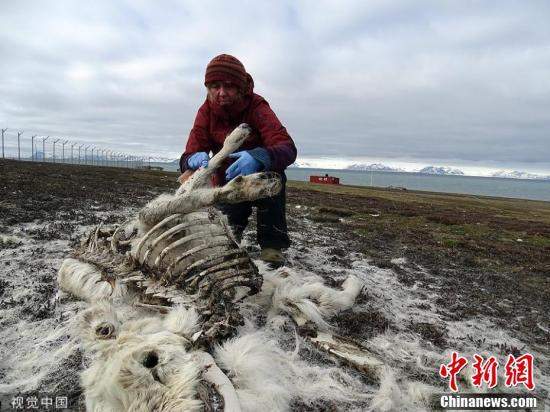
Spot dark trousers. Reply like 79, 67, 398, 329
217, 173, 290, 249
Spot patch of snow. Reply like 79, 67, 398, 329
286, 215, 550, 400
1, 204, 549, 409
418, 166, 464, 176
390, 257, 408, 265
347, 163, 405, 172
491, 170, 550, 180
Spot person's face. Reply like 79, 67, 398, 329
207, 81, 241, 106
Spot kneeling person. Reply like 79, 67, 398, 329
180, 54, 297, 267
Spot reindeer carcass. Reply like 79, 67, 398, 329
57, 124, 377, 411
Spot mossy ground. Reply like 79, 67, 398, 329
286, 181, 550, 347
1, 159, 548, 358
287, 181, 550, 276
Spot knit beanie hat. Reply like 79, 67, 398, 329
204, 54, 248, 91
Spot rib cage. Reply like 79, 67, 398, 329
130, 208, 262, 300
81, 207, 261, 342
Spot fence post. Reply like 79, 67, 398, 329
84, 145, 90, 165
31, 135, 37, 161
53, 138, 60, 163
1, 128, 6, 159
71, 143, 77, 164
17, 131, 23, 160
62, 140, 68, 163
42, 136, 49, 161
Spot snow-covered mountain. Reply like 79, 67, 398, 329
346, 163, 404, 172
418, 166, 465, 176
288, 160, 317, 168
491, 170, 550, 180
288, 161, 550, 180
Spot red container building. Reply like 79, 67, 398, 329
309, 174, 340, 185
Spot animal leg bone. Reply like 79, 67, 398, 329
175, 123, 253, 196
309, 333, 384, 381
191, 351, 242, 412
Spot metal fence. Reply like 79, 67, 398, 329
0, 128, 154, 168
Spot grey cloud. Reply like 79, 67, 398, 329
0, 1, 549, 169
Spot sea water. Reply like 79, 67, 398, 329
286, 168, 550, 202
155, 162, 550, 202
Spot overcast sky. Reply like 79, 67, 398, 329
1, 1, 549, 172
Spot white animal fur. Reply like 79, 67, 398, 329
60, 235, 367, 410
58, 258, 128, 302
214, 330, 370, 412
215, 332, 294, 411
81, 335, 202, 412
163, 306, 201, 339
79, 303, 204, 412
255, 266, 364, 330
368, 366, 435, 411
76, 293, 369, 412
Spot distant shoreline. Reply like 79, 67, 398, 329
286, 167, 550, 202
288, 179, 550, 205
288, 166, 550, 181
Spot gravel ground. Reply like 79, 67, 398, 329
0, 159, 548, 410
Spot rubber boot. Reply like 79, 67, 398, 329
260, 247, 285, 268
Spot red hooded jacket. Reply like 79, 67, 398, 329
180, 92, 297, 186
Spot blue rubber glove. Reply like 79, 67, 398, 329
187, 152, 209, 170
225, 151, 262, 181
